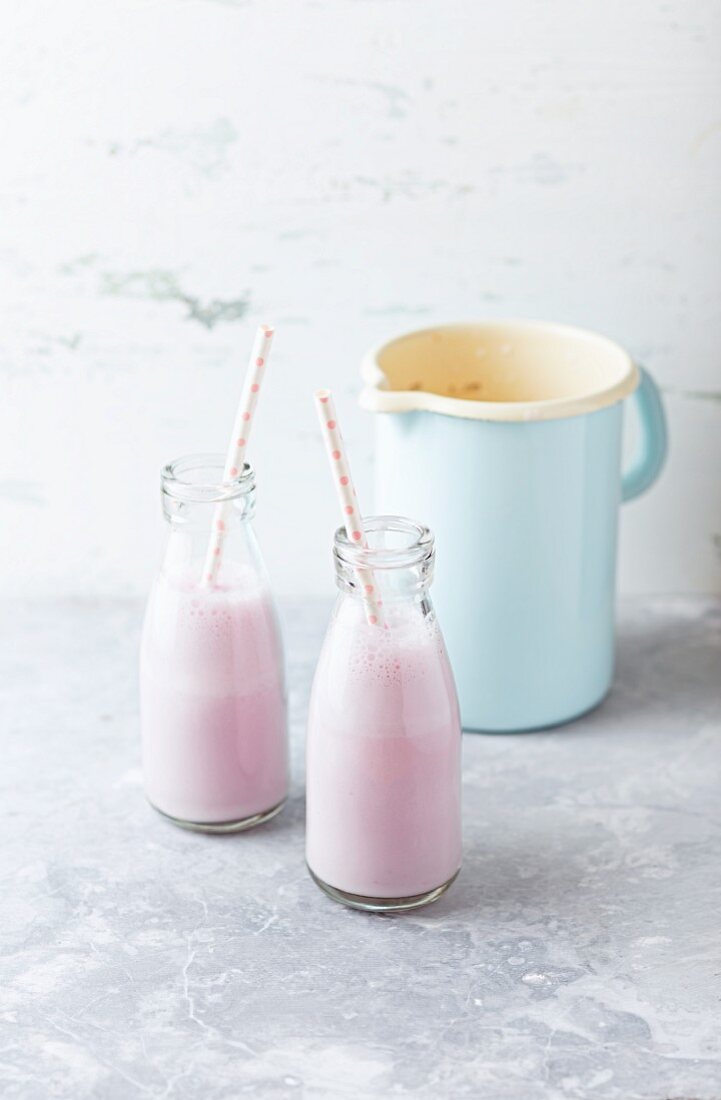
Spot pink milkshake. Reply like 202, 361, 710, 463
306, 517, 462, 911
141, 568, 287, 827
140, 455, 288, 831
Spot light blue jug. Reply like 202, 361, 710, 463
360, 321, 667, 732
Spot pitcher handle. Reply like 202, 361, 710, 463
621, 366, 668, 503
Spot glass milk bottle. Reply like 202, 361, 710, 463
306, 516, 462, 911
140, 454, 288, 832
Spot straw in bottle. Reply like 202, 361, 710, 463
314, 389, 383, 626
201, 325, 274, 587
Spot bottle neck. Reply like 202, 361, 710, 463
163, 492, 256, 530
157, 454, 260, 587
333, 516, 435, 605
161, 453, 256, 527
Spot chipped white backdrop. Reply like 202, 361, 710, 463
2, 0, 720, 599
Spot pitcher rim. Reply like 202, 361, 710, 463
359, 319, 639, 423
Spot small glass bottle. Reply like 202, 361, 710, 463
306, 516, 462, 911
140, 454, 288, 832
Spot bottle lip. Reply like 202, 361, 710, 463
334, 515, 434, 570
161, 453, 255, 503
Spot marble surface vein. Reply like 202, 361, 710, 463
1, 597, 720, 1100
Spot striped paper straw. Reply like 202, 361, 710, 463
314, 389, 383, 626
201, 324, 274, 587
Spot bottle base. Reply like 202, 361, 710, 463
307, 865, 460, 913
148, 797, 286, 834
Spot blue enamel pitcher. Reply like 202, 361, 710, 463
360, 321, 667, 732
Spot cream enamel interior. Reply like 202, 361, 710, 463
360, 322, 638, 422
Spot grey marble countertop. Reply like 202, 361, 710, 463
2, 597, 721, 1100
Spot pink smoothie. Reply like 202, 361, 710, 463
140, 568, 288, 825
306, 604, 462, 899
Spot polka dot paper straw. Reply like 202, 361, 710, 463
201, 325, 274, 587
314, 389, 383, 627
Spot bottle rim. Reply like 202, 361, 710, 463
161, 453, 255, 504
334, 515, 434, 571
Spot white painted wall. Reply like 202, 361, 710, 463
2, 0, 720, 599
